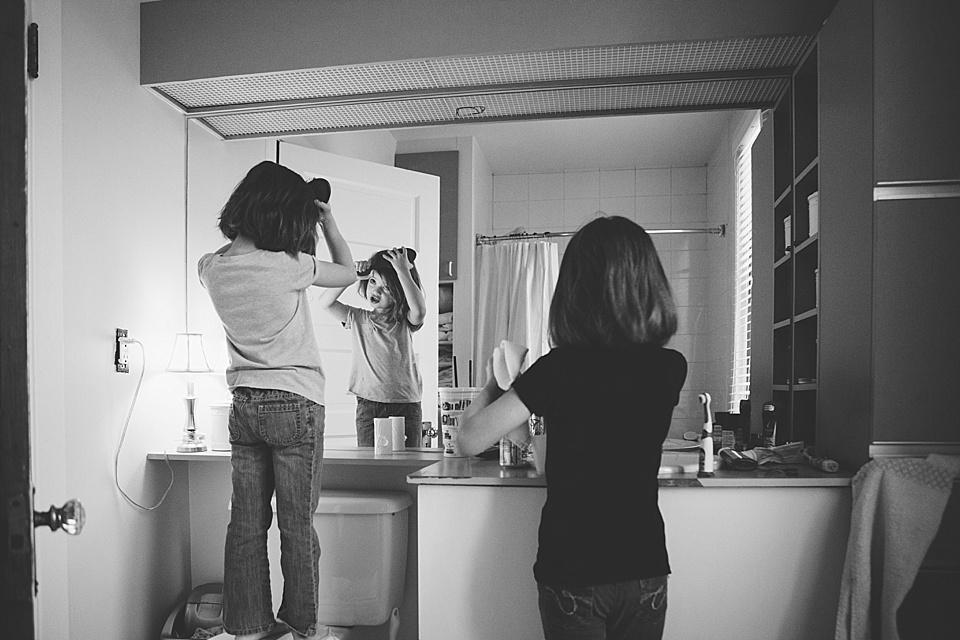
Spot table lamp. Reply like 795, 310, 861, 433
167, 332, 212, 453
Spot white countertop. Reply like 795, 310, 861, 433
407, 456, 853, 487
149, 446, 853, 486
147, 445, 446, 467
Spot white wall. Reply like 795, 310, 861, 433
30, 1, 196, 637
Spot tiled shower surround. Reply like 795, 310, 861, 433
488, 163, 733, 438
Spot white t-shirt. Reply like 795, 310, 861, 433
198, 249, 325, 406
344, 306, 422, 403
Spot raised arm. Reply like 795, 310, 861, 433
312, 202, 356, 288
317, 259, 369, 324
384, 248, 427, 326
457, 362, 533, 456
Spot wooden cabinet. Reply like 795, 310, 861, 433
873, 0, 960, 182
394, 151, 460, 280
771, 43, 820, 445
868, 0, 960, 455
817, 0, 959, 467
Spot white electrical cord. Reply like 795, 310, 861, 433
114, 338, 175, 510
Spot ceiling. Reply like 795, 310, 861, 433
386, 110, 739, 174
155, 34, 811, 142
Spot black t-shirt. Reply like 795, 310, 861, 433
512, 345, 687, 586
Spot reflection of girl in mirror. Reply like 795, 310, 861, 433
319, 247, 426, 448
458, 216, 687, 640
199, 160, 356, 640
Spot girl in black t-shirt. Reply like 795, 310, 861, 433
459, 216, 687, 640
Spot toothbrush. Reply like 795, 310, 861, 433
698, 393, 715, 476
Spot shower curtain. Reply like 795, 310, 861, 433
474, 240, 560, 384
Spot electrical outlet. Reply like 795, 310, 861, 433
115, 328, 129, 373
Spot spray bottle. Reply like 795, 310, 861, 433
698, 393, 715, 477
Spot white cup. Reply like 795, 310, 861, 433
531, 434, 547, 475
374, 418, 393, 457
390, 416, 406, 452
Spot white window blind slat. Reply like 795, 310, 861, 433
730, 112, 761, 412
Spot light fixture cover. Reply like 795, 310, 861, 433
166, 332, 213, 373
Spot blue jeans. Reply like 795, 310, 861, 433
538, 576, 668, 640
354, 397, 422, 447
223, 388, 325, 637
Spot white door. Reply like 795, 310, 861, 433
278, 142, 440, 445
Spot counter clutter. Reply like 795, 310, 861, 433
407, 455, 853, 488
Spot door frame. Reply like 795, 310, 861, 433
0, 0, 36, 636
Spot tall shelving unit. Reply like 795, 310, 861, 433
771, 42, 819, 445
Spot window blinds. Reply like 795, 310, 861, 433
730, 114, 761, 411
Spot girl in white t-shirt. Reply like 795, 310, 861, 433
200, 161, 356, 640
318, 247, 427, 447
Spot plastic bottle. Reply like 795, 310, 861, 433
762, 402, 777, 448
698, 393, 715, 477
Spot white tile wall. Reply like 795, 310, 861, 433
636, 168, 672, 196
487, 164, 730, 439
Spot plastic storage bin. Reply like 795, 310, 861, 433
266, 489, 412, 627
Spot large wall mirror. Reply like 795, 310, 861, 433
185, 108, 768, 446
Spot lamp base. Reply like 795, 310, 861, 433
177, 430, 208, 453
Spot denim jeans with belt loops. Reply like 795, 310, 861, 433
223, 387, 325, 637
538, 575, 668, 640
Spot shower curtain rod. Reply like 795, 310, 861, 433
476, 224, 725, 245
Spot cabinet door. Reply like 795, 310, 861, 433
874, 0, 960, 182
872, 198, 960, 444
395, 151, 460, 280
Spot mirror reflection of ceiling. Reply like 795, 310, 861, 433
152, 35, 810, 139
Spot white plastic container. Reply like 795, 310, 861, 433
266, 490, 412, 626
438, 387, 480, 457
808, 191, 820, 235
208, 402, 231, 451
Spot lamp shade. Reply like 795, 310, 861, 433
166, 332, 213, 373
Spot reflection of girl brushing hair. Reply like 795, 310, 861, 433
319, 247, 426, 447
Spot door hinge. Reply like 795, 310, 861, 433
27, 23, 38, 79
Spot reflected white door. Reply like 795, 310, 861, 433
278, 142, 440, 444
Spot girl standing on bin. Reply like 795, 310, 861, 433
200, 161, 356, 640
458, 216, 687, 640
318, 247, 426, 448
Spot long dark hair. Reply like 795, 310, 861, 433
217, 161, 319, 255
358, 249, 423, 325
549, 216, 678, 349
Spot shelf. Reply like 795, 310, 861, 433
769, 39, 820, 448
795, 234, 819, 253
796, 157, 819, 184
775, 188, 792, 207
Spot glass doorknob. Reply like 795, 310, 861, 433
34, 499, 85, 535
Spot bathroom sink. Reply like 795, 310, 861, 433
658, 452, 699, 475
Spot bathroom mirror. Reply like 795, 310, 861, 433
186, 108, 763, 445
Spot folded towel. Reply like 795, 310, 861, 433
437, 311, 454, 324
835, 454, 960, 640
492, 340, 528, 390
